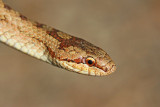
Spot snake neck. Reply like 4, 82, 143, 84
0, 2, 82, 66
0, 2, 63, 64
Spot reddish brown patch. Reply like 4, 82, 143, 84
46, 29, 89, 51
48, 47, 55, 58
95, 62, 102, 69
57, 57, 83, 64
95, 62, 108, 72
72, 37, 76, 41
67, 59, 74, 62
46, 29, 64, 42
66, 59, 71, 62
74, 58, 82, 64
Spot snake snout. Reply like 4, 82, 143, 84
110, 64, 116, 73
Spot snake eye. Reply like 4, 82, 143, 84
86, 57, 95, 66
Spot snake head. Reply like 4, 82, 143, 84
54, 35, 116, 76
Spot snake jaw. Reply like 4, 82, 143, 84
56, 57, 116, 76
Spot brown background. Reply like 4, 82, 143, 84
0, 0, 160, 107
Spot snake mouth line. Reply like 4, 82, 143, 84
55, 58, 115, 76
56, 56, 113, 73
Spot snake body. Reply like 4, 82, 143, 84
0, 0, 116, 76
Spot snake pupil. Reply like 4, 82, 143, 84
88, 60, 93, 65
85, 57, 95, 66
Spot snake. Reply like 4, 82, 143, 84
0, 0, 116, 76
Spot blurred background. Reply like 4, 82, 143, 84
0, 0, 160, 107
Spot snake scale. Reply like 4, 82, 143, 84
0, 0, 116, 76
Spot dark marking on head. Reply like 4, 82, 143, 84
74, 58, 82, 64
47, 29, 64, 42
46, 28, 103, 56
45, 28, 109, 72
